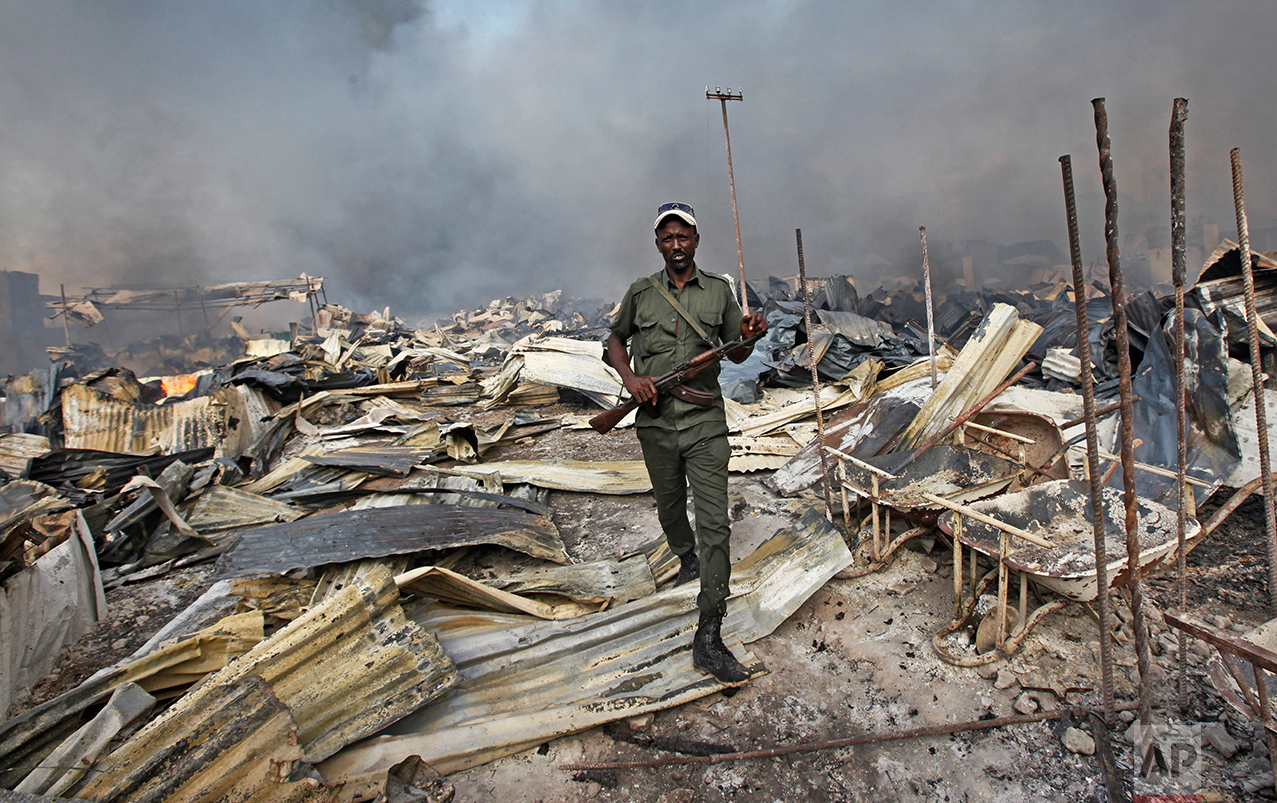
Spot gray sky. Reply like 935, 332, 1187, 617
1, 1, 1273, 319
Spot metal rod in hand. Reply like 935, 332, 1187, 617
797, 228, 833, 522
1231, 147, 1277, 614
1093, 97, 1154, 730
1061, 153, 1115, 725
1169, 97, 1190, 708
921, 226, 937, 388
707, 86, 748, 314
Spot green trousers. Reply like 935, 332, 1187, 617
636, 420, 732, 616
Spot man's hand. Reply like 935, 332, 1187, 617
740, 312, 768, 339
623, 373, 658, 405
726, 312, 767, 363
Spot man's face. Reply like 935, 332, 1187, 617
655, 219, 699, 271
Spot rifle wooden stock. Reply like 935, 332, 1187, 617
589, 332, 763, 434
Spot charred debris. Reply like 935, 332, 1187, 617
0, 229, 1276, 799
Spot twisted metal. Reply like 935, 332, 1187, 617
1230, 147, 1277, 613
1060, 153, 1115, 725
1093, 97, 1154, 729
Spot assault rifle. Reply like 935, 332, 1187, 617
590, 332, 764, 434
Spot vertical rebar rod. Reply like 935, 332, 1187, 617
1093, 97, 1154, 729
1060, 154, 1114, 724
1230, 147, 1277, 614
1169, 98, 1190, 708
797, 228, 833, 522
920, 227, 938, 388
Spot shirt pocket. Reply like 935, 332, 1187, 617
634, 313, 672, 359
694, 308, 723, 349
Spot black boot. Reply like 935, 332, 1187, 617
692, 612, 750, 686
674, 551, 700, 587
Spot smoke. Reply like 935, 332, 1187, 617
1, 0, 1274, 321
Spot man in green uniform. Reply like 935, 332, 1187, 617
605, 202, 768, 685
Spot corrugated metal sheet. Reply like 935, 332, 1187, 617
61, 386, 253, 458
220, 503, 569, 578
0, 610, 266, 788
896, 303, 1043, 449
520, 351, 623, 401
397, 565, 604, 619
1192, 239, 1277, 336
14, 681, 155, 797
78, 675, 341, 803
185, 486, 305, 536
80, 567, 457, 801
0, 433, 50, 478
482, 338, 623, 409
450, 459, 652, 494
737, 386, 861, 438
420, 383, 482, 406
303, 446, 436, 477
318, 507, 851, 779
484, 553, 656, 606
238, 446, 324, 494
1, 512, 105, 723
728, 453, 790, 473
816, 309, 894, 346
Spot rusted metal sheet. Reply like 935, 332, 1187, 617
483, 554, 656, 607
396, 566, 604, 619
80, 567, 457, 802
845, 444, 1019, 513
0, 433, 50, 478
302, 446, 438, 477
1, 511, 105, 721
896, 303, 1043, 450
318, 507, 851, 779
1192, 239, 1277, 336
2, 365, 61, 433
61, 386, 253, 458
27, 448, 214, 496
77, 674, 337, 803
766, 379, 930, 496
737, 386, 863, 438
185, 487, 305, 538
14, 681, 155, 797
220, 503, 569, 578
452, 460, 653, 495
939, 478, 1201, 601
0, 611, 260, 788
485, 338, 623, 409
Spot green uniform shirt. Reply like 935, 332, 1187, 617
609, 264, 744, 430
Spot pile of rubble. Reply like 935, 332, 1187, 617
1, 241, 1276, 800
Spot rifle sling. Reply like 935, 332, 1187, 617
648, 277, 712, 342
666, 384, 714, 406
